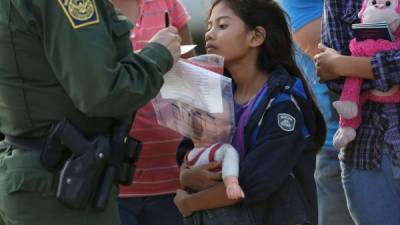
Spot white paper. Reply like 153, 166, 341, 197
134, 45, 196, 55
180, 45, 197, 55
160, 60, 227, 113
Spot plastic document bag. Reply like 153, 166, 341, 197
152, 54, 236, 143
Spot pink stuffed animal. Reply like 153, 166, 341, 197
333, 0, 400, 149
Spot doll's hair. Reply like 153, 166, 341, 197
359, 0, 400, 19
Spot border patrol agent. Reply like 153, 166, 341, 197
0, 0, 181, 224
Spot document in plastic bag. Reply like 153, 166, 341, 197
152, 54, 236, 144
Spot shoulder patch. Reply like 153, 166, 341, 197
58, 0, 100, 29
277, 113, 296, 132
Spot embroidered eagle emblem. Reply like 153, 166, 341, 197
58, 0, 100, 29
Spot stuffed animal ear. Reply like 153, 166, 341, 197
359, 0, 368, 19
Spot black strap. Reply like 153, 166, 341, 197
4, 135, 46, 151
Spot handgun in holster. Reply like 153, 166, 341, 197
41, 118, 142, 210
41, 119, 110, 209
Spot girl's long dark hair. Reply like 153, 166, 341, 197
210, 0, 326, 150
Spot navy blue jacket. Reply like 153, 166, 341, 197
177, 66, 320, 225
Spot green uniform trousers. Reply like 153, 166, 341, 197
0, 141, 120, 225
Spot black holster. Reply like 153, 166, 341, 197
58, 135, 110, 209
94, 120, 142, 210
41, 119, 142, 210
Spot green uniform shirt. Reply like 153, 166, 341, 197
0, 0, 173, 137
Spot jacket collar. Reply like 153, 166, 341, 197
266, 65, 294, 91
243, 65, 296, 151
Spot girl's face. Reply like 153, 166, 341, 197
205, 2, 253, 65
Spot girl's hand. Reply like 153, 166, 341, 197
179, 162, 222, 191
174, 189, 193, 217
314, 43, 342, 82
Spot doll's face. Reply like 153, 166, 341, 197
361, 0, 400, 32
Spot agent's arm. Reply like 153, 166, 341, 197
33, 0, 181, 117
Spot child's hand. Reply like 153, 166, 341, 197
179, 162, 222, 191
174, 189, 193, 217
314, 43, 342, 82
224, 176, 245, 200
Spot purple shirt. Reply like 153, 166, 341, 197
322, 0, 400, 169
232, 83, 268, 158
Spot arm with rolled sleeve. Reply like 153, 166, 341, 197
320, 45, 400, 93
34, 0, 173, 117
320, 0, 400, 93
321, 0, 355, 93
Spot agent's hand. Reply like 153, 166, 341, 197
179, 162, 222, 192
174, 189, 193, 217
148, 26, 181, 64
314, 43, 342, 82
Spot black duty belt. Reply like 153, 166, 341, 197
4, 135, 46, 151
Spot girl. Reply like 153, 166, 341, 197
174, 0, 326, 225
111, 0, 194, 225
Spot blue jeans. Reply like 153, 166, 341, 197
341, 147, 400, 225
118, 194, 184, 225
184, 204, 256, 225
315, 149, 354, 225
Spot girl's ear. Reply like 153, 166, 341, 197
248, 26, 266, 47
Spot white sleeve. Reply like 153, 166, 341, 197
215, 144, 240, 180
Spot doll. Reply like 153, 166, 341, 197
184, 142, 245, 200
183, 107, 244, 200
333, 0, 400, 149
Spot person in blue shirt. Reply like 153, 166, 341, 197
173, 0, 326, 224
279, 1, 355, 225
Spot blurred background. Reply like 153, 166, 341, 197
180, 0, 211, 54
180, 0, 283, 55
